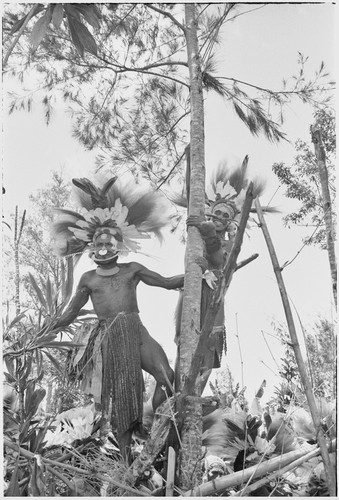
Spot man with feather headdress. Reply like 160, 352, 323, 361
51, 176, 184, 461
175, 155, 268, 391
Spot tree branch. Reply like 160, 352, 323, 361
3, 5, 40, 68
146, 4, 186, 33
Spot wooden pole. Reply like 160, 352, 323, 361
184, 439, 336, 497
310, 124, 337, 307
165, 447, 176, 496
255, 198, 336, 496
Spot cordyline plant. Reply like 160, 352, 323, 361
3, 257, 94, 496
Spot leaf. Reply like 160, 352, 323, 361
33, 332, 58, 347
28, 456, 46, 496
51, 4, 64, 29
61, 257, 74, 306
28, 273, 47, 311
41, 349, 64, 373
45, 276, 53, 315
8, 311, 27, 330
64, 3, 82, 21
67, 16, 98, 57
39, 341, 84, 349
27, 388, 46, 418
75, 4, 101, 29
10, 5, 44, 34
5, 462, 20, 496
19, 417, 32, 443
30, 8, 52, 52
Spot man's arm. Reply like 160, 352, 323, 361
54, 281, 90, 328
136, 264, 184, 290
187, 216, 224, 268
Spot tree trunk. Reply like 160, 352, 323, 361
310, 124, 337, 307
177, 4, 206, 490
255, 198, 336, 496
14, 207, 26, 316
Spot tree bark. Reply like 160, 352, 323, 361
310, 124, 337, 307
14, 207, 26, 316
181, 185, 254, 398
177, 4, 206, 489
255, 198, 336, 496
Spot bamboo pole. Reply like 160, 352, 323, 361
234, 442, 332, 496
184, 442, 317, 496
165, 446, 176, 496
255, 198, 336, 496
310, 124, 337, 307
184, 439, 336, 496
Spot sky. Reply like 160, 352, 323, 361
2, 2, 337, 403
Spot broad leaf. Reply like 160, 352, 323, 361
10, 5, 44, 34
4, 462, 20, 496
75, 4, 101, 29
39, 341, 84, 349
51, 3, 64, 29
68, 16, 98, 57
30, 7, 52, 52
28, 456, 46, 496
8, 311, 27, 330
28, 273, 47, 311
26, 388, 46, 418
33, 332, 58, 346
45, 276, 54, 314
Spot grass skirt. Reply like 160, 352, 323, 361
74, 312, 144, 436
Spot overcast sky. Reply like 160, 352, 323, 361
2, 2, 336, 402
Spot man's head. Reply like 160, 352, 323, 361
208, 201, 238, 235
91, 228, 120, 265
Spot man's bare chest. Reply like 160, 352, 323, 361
89, 269, 137, 294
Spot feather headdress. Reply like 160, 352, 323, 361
51, 176, 170, 257
171, 155, 271, 225
205, 155, 266, 225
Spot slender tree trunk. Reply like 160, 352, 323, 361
255, 198, 336, 496
310, 124, 337, 307
177, 4, 206, 490
14, 207, 26, 316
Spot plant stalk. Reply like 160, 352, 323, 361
255, 197, 336, 496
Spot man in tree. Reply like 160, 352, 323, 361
51, 176, 184, 462
175, 156, 262, 391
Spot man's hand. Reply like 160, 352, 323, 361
186, 215, 205, 229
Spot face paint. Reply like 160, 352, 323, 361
210, 203, 234, 231
92, 233, 119, 263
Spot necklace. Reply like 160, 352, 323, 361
96, 266, 120, 277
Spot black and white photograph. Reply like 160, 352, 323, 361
2, 2, 336, 496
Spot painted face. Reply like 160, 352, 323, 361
210, 203, 235, 232
92, 233, 119, 263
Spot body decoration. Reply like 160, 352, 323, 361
51, 176, 184, 462
173, 155, 269, 389
74, 313, 145, 438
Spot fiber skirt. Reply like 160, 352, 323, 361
74, 312, 144, 436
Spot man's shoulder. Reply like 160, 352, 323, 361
120, 261, 144, 272
79, 269, 96, 283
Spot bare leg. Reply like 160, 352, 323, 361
139, 327, 174, 411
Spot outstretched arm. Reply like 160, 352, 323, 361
137, 264, 184, 290
54, 282, 90, 328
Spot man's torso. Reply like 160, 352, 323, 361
83, 263, 141, 319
